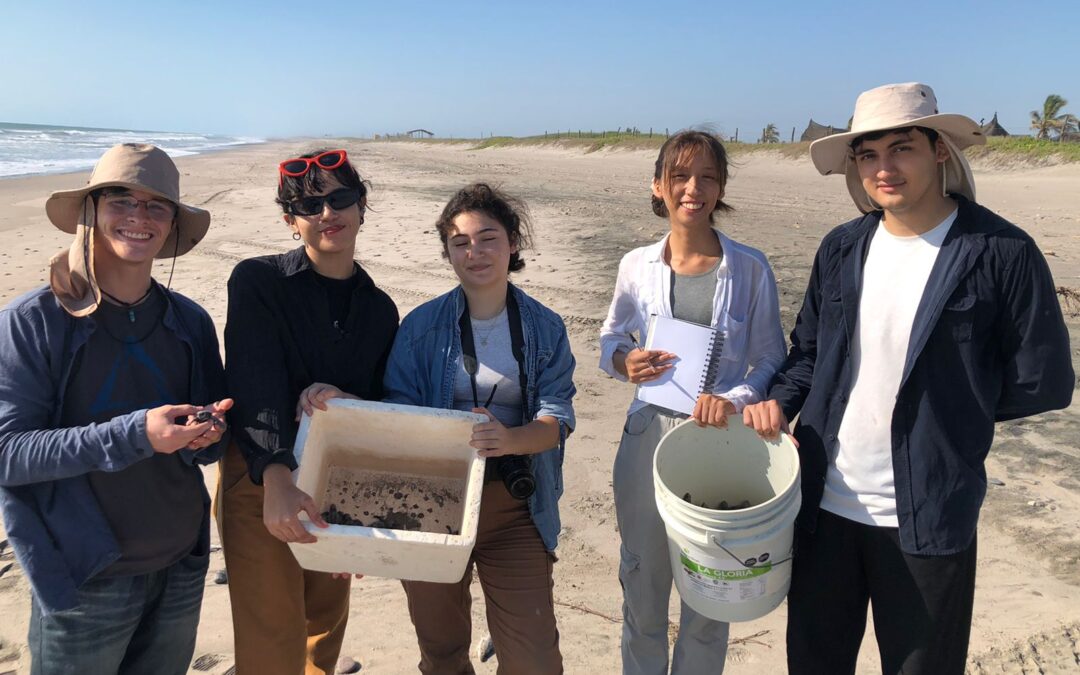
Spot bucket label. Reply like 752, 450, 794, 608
679, 553, 769, 603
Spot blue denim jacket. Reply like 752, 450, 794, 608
0, 285, 227, 614
769, 196, 1073, 555
383, 285, 576, 551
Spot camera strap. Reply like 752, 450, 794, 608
458, 285, 528, 420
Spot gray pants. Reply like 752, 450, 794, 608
613, 406, 729, 675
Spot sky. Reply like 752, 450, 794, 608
2, 0, 1078, 139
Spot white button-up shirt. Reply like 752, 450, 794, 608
599, 230, 787, 416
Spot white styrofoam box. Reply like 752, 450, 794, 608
288, 398, 487, 582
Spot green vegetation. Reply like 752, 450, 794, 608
472, 130, 668, 152
376, 131, 1080, 164
967, 136, 1080, 163
1030, 94, 1076, 140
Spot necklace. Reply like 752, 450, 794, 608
472, 317, 501, 348
95, 297, 165, 345
100, 286, 154, 324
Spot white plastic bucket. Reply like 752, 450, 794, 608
653, 418, 801, 622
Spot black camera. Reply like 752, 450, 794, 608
494, 454, 535, 500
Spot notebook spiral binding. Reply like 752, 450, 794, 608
698, 330, 726, 396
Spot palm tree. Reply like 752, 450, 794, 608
1060, 114, 1079, 141
1030, 95, 1069, 140
760, 123, 780, 144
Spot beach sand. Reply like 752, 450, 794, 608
0, 140, 1078, 674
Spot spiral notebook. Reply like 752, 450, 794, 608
634, 315, 725, 416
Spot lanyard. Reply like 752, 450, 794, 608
458, 286, 529, 418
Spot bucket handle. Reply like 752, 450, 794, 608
712, 535, 792, 570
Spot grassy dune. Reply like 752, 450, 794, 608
381, 133, 1080, 164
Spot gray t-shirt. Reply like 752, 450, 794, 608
60, 287, 203, 577
672, 259, 721, 326
453, 308, 523, 428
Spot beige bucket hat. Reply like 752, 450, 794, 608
808, 82, 987, 213
44, 143, 210, 316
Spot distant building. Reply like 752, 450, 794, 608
979, 113, 1010, 137
800, 119, 847, 142
405, 129, 434, 139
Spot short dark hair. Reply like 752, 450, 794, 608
850, 126, 940, 153
434, 183, 533, 273
275, 148, 370, 214
652, 130, 734, 221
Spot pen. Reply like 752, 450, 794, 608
627, 333, 657, 374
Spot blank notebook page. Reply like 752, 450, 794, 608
635, 315, 723, 416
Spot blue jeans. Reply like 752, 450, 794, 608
28, 551, 209, 675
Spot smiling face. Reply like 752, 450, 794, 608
853, 128, 949, 214
652, 147, 723, 229
446, 210, 515, 291
93, 188, 176, 271
284, 173, 363, 256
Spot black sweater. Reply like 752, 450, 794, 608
225, 246, 399, 483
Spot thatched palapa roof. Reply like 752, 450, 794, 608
800, 119, 847, 142
979, 113, 1009, 137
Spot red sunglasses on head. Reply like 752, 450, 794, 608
278, 149, 348, 185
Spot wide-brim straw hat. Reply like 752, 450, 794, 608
45, 143, 210, 316
809, 82, 987, 213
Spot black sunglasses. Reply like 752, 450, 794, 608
288, 188, 362, 216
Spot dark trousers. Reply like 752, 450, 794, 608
402, 480, 562, 675
787, 509, 976, 675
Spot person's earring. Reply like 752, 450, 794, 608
359, 216, 365, 226
942, 163, 948, 197
292, 231, 301, 241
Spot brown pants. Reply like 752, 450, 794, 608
215, 442, 351, 675
402, 480, 562, 674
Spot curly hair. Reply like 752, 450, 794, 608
434, 183, 533, 272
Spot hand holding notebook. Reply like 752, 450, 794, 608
634, 315, 726, 416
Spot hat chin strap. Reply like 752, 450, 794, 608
81, 195, 99, 299
165, 220, 179, 289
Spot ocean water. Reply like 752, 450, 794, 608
0, 122, 264, 178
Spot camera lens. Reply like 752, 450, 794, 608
505, 472, 536, 500
496, 455, 535, 500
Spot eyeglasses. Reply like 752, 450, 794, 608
278, 149, 348, 185
288, 187, 362, 216
102, 194, 178, 222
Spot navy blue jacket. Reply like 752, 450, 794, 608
769, 196, 1073, 555
0, 284, 227, 614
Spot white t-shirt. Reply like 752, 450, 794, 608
452, 308, 523, 428
821, 209, 957, 527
